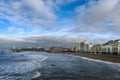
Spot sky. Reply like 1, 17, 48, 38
0, 0, 120, 49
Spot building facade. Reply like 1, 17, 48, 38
71, 41, 93, 53
102, 40, 120, 55
71, 39, 120, 55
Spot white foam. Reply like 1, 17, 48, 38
31, 71, 41, 79
0, 52, 48, 80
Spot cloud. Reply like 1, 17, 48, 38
0, 0, 120, 49
45, 0, 77, 10
0, 34, 84, 49
0, 0, 56, 28
2, 33, 117, 49
75, 0, 120, 33
1, 32, 119, 49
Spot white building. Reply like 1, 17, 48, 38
71, 41, 93, 53
71, 39, 120, 55
101, 45, 112, 54
101, 40, 120, 55
91, 44, 102, 54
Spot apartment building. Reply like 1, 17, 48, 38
102, 40, 120, 55
71, 39, 120, 55
71, 41, 93, 53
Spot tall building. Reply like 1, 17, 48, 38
71, 41, 93, 53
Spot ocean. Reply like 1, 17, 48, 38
0, 51, 120, 80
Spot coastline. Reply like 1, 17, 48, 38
10, 48, 120, 63
51, 52, 120, 63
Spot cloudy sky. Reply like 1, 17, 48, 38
0, 0, 120, 49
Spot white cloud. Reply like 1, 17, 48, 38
0, 0, 56, 28
45, 0, 77, 10
76, 0, 120, 33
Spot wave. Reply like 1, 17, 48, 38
0, 52, 48, 80
30, 71, 41, 79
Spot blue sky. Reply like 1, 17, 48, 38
0, 0, 120, 48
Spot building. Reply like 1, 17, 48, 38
101, 45, 112, 54
91, 44, 102, 54
71, 41, 93, 53
45, 47, 70, 52
71, 39, 120, 55
100, 40, 120, 55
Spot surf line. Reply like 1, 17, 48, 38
31, 56, 48, 79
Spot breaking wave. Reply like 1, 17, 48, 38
0, 52, 47, 80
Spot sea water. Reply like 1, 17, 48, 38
0, 51, 47, 80
0, 51, 120, 80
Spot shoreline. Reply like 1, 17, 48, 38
51, 52, 120, 63
10, 50, 120, 63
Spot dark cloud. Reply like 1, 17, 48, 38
0, 36, 80, 49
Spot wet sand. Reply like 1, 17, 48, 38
32, 52, 120, 80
